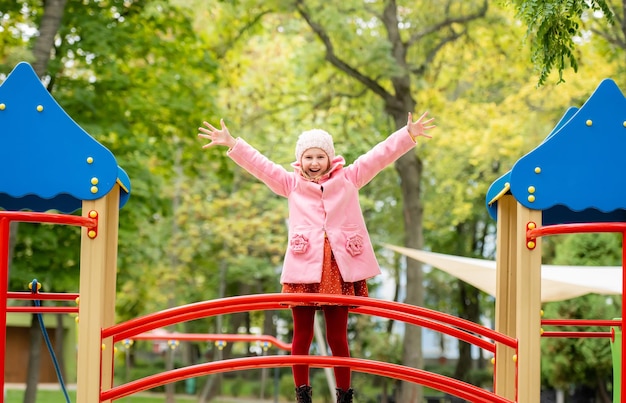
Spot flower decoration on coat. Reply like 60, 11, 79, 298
290, 234, 309, 254
346, 234, 364, 256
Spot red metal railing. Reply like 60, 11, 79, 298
101, 355, 514, 403
102, 293, 517, 402
103, 293, 517, 351
0, 211, 96, 393
541, 319, 620, 339
527, 222, 626, 400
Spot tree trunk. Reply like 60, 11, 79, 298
54, 314, 66, 381
165, 142, 185, 403
23, 309, 42, 403
394, 150, 425, 403
19, 1, 67, 401
259, 309, 275, 400
31, 0, 67, 79
295, 1, 487, 400
455, 282, 483, 385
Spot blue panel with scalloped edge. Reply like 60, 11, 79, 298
0, 62, 130, 212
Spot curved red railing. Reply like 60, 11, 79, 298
103, 294, 517, 352
103, 293, 517, 401
101, 355, 514, 403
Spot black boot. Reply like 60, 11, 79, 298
336, 388, 354, 403
295, 385, 312, 403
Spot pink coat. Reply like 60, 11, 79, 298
227, 127, 417, 284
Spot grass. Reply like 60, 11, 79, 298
4, 389, 236, 403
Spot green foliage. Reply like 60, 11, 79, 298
541, 294, 619, 390
10, 223, 81, 293
551, 233, 622, 266
505, 0, 614, 85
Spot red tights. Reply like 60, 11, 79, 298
291, 305, 351, 390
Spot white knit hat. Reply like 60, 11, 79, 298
295, 129, 335, 162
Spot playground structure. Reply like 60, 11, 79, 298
1, 61, 625, 402
486, 76, 626, 402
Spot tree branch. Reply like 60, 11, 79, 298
294, 0, 395, 104
412, 27, 465, 76
406, 0, 488, 47
215, 9, 274, 58
591, 27, 626, 49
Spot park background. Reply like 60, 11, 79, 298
0, 1, 623, 402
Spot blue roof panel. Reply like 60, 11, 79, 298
0, 62, 129, 213
486, 79, 626, 224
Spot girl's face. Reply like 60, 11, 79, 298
301, 147, 330, 179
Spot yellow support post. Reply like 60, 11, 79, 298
494, 195, 518, 400
515, 205, 542, 403
76, 185, 120, 403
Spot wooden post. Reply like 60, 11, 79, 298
494, 195, 518, 400
76, 185, 120, 403
515, 205, 542, 403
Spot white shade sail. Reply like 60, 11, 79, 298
383, 244, 622, 302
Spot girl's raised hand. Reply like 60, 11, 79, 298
407, 111, 436, 140
198, 118, 237, 149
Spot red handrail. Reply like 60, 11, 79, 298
542, 331, 612, 338
527, 222, 626, 238
6, 306, 78, 313
541, 319, 621, 327
103, 294, 517, 350
101, 355, 514, 403
7, 291, 80, 301
0, 211, 96, 227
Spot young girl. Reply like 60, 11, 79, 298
198, 112, 434, 403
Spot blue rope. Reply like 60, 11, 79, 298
30, 279, 71, 403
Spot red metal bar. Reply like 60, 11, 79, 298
6, 306, 78, 314
541, 319, 621, 327
108, 301, 508, 353
622, 231, 625, 403
108, 300, 285, 342
527, 222, 626, 238
354, 306, 497, 353
0, 217, 9, 402
7, 291, 80, 301
103, 294, 517, 350
541, 331, 613, 338
126, 332, 292, 351
101, 355, 513, 403
112, 300, 504, 352
0, 211, 96, 227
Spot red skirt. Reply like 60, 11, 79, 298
282, 238, 368, 306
